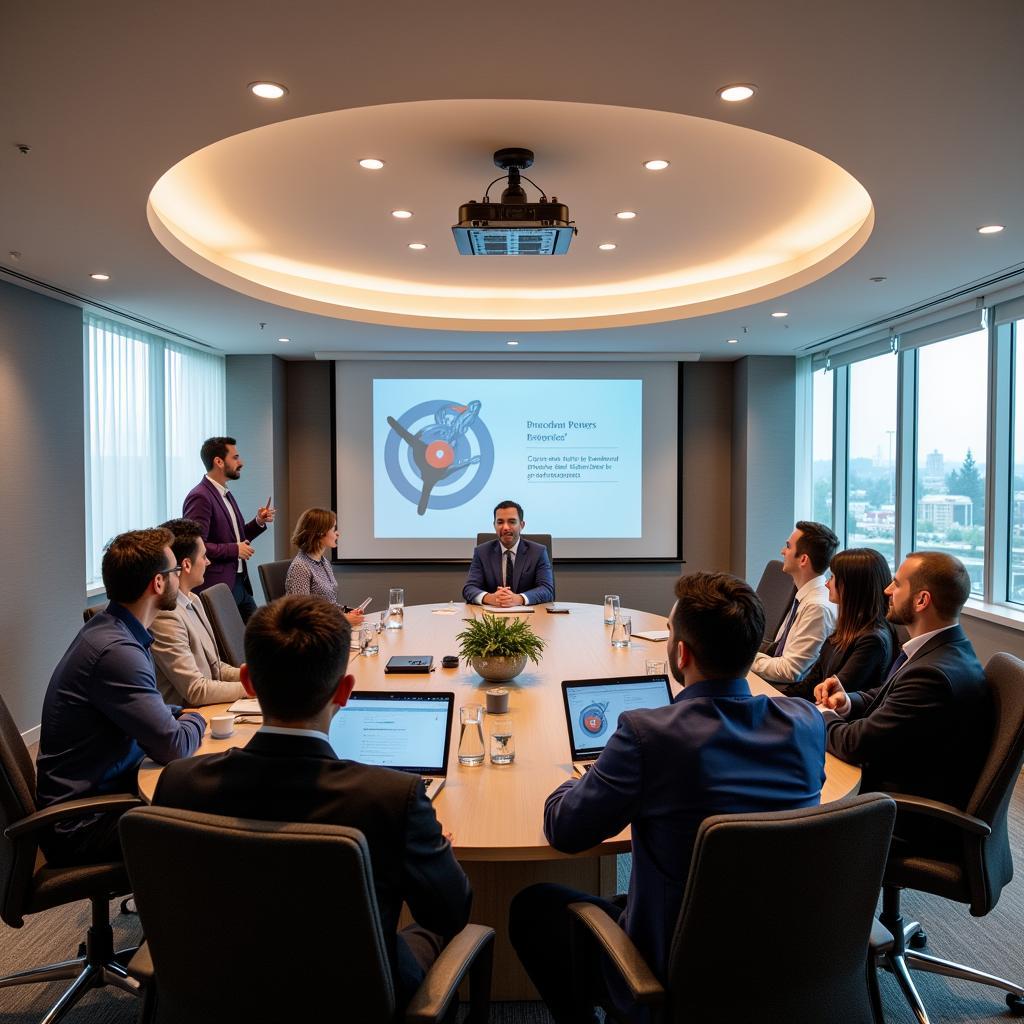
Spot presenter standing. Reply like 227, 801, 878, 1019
463, 501, 554, 606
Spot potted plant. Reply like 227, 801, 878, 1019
456, 613, 546, 682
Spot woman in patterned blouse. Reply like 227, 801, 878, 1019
285, 508, 364, 626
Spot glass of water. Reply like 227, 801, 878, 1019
603, 594, 620, 625
610, 614, 632, 648
489, 715, 515, 765
359, 621, 379, 655
386, 587, 404, 630
458, 703, 485, 766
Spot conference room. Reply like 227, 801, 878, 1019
3, 1, 1024, 1021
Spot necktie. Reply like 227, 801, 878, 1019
773, 599, 800, 657
883, 650, 909, 684
504, 550, 514, 588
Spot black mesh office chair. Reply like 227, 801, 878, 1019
872, 652, 1024, 1022
569, 794, 897, 1024
198, 582, 246, 666
256, 558, 291, 603
753, 559, 797, 644
475, 532, 553, 560
120, 806, 494, 1024
0, 693, 141, 1022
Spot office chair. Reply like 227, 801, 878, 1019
475, 532, 553, 560
256, 558, 291, 603
0, 692, 142, 1023
568, 794, 897, 1024
82, 603, 107, 624
119, 806, 494, 1023
198, 582, 246, 666
872, 652, 1024, 1022
753, 559, 796, 644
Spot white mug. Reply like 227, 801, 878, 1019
210, 714, 235, 739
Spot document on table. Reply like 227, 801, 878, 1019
227, 698, 262, 714
632, 629, 669, 641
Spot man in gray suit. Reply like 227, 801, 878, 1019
150, 518, 246, 707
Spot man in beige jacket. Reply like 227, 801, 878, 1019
150, 518, 246, 707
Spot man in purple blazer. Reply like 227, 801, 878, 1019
182, 436, 275, 621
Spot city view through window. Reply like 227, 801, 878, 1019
1013, 321, 1024, 604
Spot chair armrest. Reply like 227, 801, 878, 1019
568, 902, 666, 1006
405, 924, 495, 1024
886, 792, 991, 836
4, 793, 143, 839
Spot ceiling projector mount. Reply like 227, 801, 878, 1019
452, 147, 577, 255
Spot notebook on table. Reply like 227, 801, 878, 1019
561, 675, 673, 778
328, 691, 454, 800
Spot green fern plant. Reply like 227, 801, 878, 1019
456, 614, 547, 665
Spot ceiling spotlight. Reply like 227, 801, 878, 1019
598, 243, 617, 251
978, 224, 1005, 234
391, 209, 413, 219
408, 242, 427, 250
358, 158, 385, 170
248, 81, 288, 99
717, 83, 757, 102
643, 159, 670, 171
278, 337, 290, 344
507, 340, 520, 346
90, 273, 110, 281
616, 210, 637, 220
771, 311, 788, 318
726, 338, 739, 344
869, 276, 888, 283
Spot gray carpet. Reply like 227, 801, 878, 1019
3, 791, 1024, 1023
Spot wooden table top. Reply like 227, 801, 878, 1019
138, 601, 860, 861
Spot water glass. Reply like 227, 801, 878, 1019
359, 621, 379, 655
603, 594, 621, 625
489, 715, 515, 765
458, 703, 485, 766
610, 614, 632, 649
645, 659, 667, 677
386, 587, 405, 630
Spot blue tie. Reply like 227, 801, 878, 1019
773, 599, 800, 657
884, 650, 909, 684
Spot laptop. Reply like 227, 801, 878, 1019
328, 691, 454, 800
561, 675, 673, 777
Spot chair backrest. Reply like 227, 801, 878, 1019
82, 603, 107, 624
257, 559, 291, 603
119, 807, 396, 1023
199, 583, 246, 667
754, 559, 797, 642
0, 692, 41, 928
666, 794, 896, 1024
475, 533, 553, 559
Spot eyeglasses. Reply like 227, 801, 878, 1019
156, 565, 184, 579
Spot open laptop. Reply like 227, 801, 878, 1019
328, 691, 454, 800
561, 675, 673, 777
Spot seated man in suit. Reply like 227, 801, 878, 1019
150, 517, 246, 707
510, 572, 825, 1024
816, 551, 989, 811
154, 596, 472, 1008
462, 500, 554, 606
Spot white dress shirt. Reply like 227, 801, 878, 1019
752, 574, 836, 684
205, 473, 243, 572
473, 538, 531, 605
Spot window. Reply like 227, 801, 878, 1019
847, 353, 897, 568
1011, 321, 1024, 604
84, 314, 225, 589
812, 368, 834, 525
915, 329, 988, 595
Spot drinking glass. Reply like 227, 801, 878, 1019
359, 621, 379, 655
386, 587, 404, 630
645, 659, 667, 677
489, 715, 515, 765
603, 594, 621, 625
458, 703, 485, 766
610, 614, 632, 649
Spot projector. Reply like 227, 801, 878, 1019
452, 148, 576, 256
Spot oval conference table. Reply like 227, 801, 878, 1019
139, 602, 860, 999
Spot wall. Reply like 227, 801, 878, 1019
0, 281, 85, 734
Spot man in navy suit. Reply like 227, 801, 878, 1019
182, 436, 275, 621
462, 500, 555, 606
509, 572, 825, 1023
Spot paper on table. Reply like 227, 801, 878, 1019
632, 629, 669, 641
227, 698, 261, 714
484, 606, 535, 613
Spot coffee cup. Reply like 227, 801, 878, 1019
210, 714, 235, 739
486, 687, 509, 714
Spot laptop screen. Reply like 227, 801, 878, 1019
562, 675, 673, 760
329, 691, 454, 775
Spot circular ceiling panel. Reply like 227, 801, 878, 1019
147, 99, 874, 331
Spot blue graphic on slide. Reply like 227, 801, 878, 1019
579, 701, 610, 739
385, 399, 495, 515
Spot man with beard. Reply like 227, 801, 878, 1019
509, 572, 824, 1024
35, 528, 206, 865
183, 436, 275, 621
816, 551, 989, 810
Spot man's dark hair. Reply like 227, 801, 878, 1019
493, 500, 524, 521
907, 551, 971, 621
244, 597, 351, 720
670, 572, 765, 679
200, 436, 237, 472
794, 520, 840, 574
160, 517, 203, 564
102, 527, 174, 604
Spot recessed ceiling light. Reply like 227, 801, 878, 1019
408, 242, 427, 250
643, 159, 670, 171
869, 276, 888, 283
771, 311, 788, 318
507, 340, 520, 346
391, 209, 413, 219
278, 337, 290, 344
598, 243, 617, 251
717, 83, 757, 102
90, 273, 110, 281
978, 224, 1005, 234
358, 158, 385, 170
616, 211, 637, 220
248, 81, 288, 100
727, 338, 739, 344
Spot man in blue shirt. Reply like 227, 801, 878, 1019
509, 572, 826, 1024
36, 527, 206, 865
